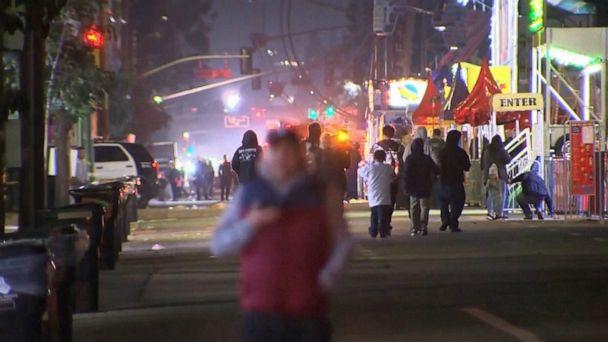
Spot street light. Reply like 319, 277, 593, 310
225, 92, 241, 111
152, 95, 163, 104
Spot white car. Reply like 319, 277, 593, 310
94, 142, 159, 207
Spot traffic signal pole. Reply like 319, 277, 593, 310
138, 54, 249, 79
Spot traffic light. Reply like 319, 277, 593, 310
83, 25, 104, 48
308, 108, 319, 120
186, 146, 194, 157
240, 47, 253, 75
325, 105, 335, 118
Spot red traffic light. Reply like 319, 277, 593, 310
83, 25, 104, 48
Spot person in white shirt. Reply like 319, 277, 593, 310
72, 147, 90, 187
359, 150, 396, 239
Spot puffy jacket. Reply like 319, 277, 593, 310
511, 172, 548, 197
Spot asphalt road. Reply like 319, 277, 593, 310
73, 206, 608, 341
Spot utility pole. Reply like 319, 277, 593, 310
19, 0, 48, 234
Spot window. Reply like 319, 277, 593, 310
95, 146, 129, 162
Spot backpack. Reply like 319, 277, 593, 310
374, 140, 401, 174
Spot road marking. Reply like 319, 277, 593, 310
463, 307, 543, 342
568, 232, 582, 236
593, 237, 608, 242
353, 244, 382, 261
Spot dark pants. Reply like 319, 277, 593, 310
242, 311, 331, 342
517, 193, 554, 217
220, 182, 231, 201
370, 205, 391, 238
387, 181, 398, 225
439, 183, 466, 231
170, 183, 179, 201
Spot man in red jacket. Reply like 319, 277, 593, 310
212, 129, 351, 342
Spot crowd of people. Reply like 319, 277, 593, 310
361, 124, 555, 239
161, 123, 554, 229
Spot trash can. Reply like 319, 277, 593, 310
0, 240, 49, 342
55, 203, 104, 313
46, 221, 87, 342
71, 181, 128, 270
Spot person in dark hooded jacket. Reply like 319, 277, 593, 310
302, 122, 323, 172
403, 138, 440, 236
482, 135, 512, 219
232, 130, 263, 184
510, 161, 554, 220
438, 130, 471, 232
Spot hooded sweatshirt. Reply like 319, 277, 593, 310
403, 138, 440, 197
511, 163, 548, 197
482, 135, 512, 183
403, 127, 432, 161
232, 130, 263, 184
438, 130, 471, 185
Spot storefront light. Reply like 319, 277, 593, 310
547, 47, 602, 68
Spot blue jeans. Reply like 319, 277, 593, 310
439, 183, 466, 231
370, 205, 391, 237
242, 311, 331, 342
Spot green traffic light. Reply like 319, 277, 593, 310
325, 105, 335, 118
153, 95, 163, 104
308, 108, 319, 120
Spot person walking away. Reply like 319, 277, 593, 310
359, 150, 395, 238
165, 161, 181, 201
428, 128, 445, 167
510, 162, 554, 220
193, 158, 206, 201
232, 130, 263, 184
482, 135, 512, 219
203, 160, 215, 200
403, 138, 440, 236
346, 142, 362, 201
370, 125, 405, 229
303, 122, 323, 172
438, 130, 471, 233
484, 164, 503, 220
219, 155, 233, 201
402, 126, 431, 161
72, 147, 90, 188
211, 129, 352, 342
319, 133, 350, 200
428, 129, 445, 208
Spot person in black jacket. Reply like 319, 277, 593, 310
438, 130, 471, 232
232, 130, 263, 184
510, 162, 554, 220
403, 138, 440, 236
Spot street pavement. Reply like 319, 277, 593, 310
73, 204, 608, 341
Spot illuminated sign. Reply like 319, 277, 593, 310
491, 93, 544, 112
529, 0, 544, 33
224, 115, 250, 128
388, 79, 427, 108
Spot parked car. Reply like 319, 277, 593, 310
94, 142, 159, 208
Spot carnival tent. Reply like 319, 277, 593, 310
454, 59, 502, 126
412, 77, 441, 125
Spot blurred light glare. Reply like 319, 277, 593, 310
344, 81, 361, 97
225, 93, 241, 110
434, 25, 447, 32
